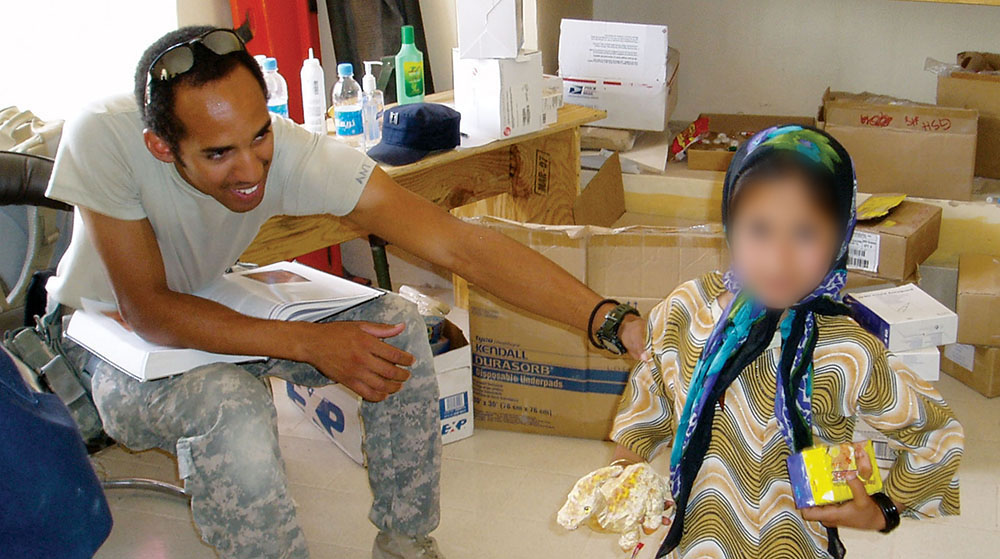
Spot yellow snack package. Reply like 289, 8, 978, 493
787, 440, 883, 508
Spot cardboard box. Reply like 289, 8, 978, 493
822, 89, 978, 200
942, 343, 1000, 398
467, 155, 729, 439
937, 53, 1000, 179
844, 270, 917, 294
893, 346, 940, 382
956, 254, 1000, 347
845, 284, 958, 352
847, 201, 942, 280
918, 263, 959, 312
453, 48, 543, 140
686, 114, 816, 171
558, 19, 677, 131
541, 74, 563, 126
284, 320, 474, 464
457, 0, 524, 60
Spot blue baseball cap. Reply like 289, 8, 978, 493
367, 103, 461, 166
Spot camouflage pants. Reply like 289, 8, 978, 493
70, 293, 442, 559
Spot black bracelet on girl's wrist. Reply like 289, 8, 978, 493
870, 492, 900, 534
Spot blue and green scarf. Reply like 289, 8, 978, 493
658, 126, 858, 558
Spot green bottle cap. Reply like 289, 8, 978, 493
401, 25, 414, 44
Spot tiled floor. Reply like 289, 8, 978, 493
92, 373, 1000, 559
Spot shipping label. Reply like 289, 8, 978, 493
848, 230, 880, 273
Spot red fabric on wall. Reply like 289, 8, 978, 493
229, 0, 322, 123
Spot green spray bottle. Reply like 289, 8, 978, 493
395, 25, 424, 104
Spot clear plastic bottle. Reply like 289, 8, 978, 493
361, 61, 385, 148
262, 57, 289, 118
332, 62, 364, 150
300, 48, 327, 134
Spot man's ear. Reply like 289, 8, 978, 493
143, 129, 177, 164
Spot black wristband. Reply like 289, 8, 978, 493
587, 298, 619, 349
870, 492, 900, 534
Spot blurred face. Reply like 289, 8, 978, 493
150, 64, 273, 213
728, 174, 841, 309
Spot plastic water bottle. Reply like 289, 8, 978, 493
300, 48, 327, 134
332, 63, 364, 149
262, 57, 289, 118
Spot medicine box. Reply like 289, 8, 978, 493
893, 346, 940, 382
284, 320, 474, 465
453, 48, 543, 140
845, 284, 958, 352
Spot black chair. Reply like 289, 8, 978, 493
0, 150, 188, 500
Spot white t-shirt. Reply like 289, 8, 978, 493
45, 94, 375, 309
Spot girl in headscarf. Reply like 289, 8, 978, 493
607, 126, 963, 558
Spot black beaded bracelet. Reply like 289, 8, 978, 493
587, 298, 619, 349
870, 492, 900, 534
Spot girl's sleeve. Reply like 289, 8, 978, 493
610, 299, 677, 461
856, 345, 964, 518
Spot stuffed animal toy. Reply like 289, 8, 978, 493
557, 462, 674, 552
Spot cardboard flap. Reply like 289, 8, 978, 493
823, 89, 978, 134
558, 19, 668, 83
959, 254, 1000, 296
862, 201, 941, 237
574, 153, 626, 227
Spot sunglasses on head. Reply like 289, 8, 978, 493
143, 28, 246, 107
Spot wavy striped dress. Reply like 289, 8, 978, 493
612, 272, 963, 559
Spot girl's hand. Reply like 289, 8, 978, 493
799, 472, 887, 530
619, 314, 648, 362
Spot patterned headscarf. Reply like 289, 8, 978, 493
658, 126, 857, 559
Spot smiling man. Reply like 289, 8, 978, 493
44, 26, 645, 559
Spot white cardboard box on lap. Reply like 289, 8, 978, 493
558, 19, 676, 131
845, 284, 958, 353
284, 320, 474, 465
453, 48, 543, 140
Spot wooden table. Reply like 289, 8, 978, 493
240, 91, 606, 265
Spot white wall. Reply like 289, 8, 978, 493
2, 0, 178, 120
592, 0, 1000, 120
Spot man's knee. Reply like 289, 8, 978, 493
178, 366, 283, 493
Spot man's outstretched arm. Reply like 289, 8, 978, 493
80, 207, 412, 401
346, 167, 646, 359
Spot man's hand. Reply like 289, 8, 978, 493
619, 314, 648, 362
799, 472, 888, 531
302, 321, 415, 402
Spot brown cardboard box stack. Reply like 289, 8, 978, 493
465, 155, 728, 439
942, 254, 1000, 397
821, 89, 978, 201
936, 51, 1000, 180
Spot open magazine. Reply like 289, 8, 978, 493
65, 261, 383, 381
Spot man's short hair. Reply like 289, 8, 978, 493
133, 26, 268, 156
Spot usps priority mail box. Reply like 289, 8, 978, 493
285, 320, 474, 465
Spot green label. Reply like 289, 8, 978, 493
403, 61, 424, 97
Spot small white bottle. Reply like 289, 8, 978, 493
300, 48, 327, 134
331, 62, 364, 150
262, 57, 289, 118
361, 60, 385, 148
